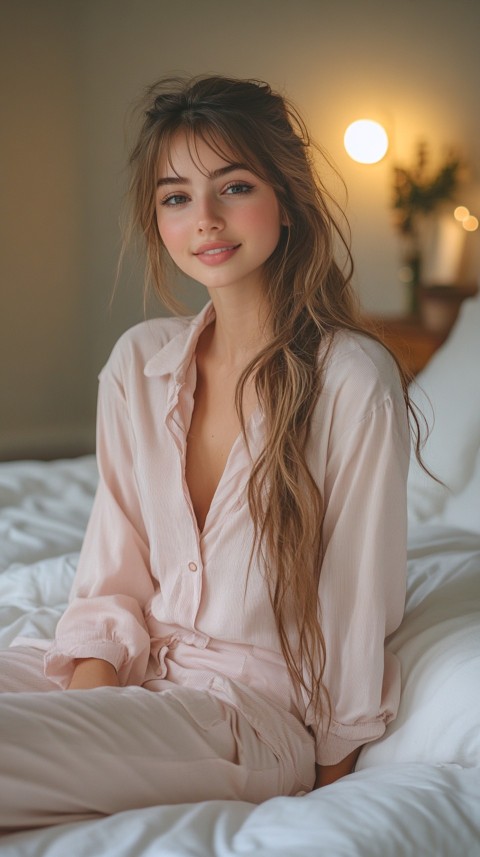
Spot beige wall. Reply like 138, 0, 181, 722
0, 1, 92, 458
1, 0, 480, 458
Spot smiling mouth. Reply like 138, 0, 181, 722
194, 244, 240, 256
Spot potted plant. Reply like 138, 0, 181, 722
392, 143, 462, 316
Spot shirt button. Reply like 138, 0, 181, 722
188, 561, 198, 572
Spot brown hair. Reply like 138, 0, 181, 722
125, 75, 420, 728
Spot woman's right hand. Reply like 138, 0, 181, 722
67, 658, 120, 690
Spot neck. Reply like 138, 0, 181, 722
205, 285, 273, 368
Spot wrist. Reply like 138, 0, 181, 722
68, 657, 120, 690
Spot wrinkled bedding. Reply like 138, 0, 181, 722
0, 456, 479, 856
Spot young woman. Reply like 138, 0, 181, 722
0, 75, 411, 829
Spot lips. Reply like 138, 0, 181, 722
193, 242, 241, 266
193, 242, 241, 256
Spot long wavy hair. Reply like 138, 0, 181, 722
124, 74, 421, 727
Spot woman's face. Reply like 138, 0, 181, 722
155, 131, 283, 295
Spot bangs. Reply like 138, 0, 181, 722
156, 118, 270, 185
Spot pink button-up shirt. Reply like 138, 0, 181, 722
45, 301, 409, 766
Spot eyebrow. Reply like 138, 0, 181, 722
156, 163, 249, 188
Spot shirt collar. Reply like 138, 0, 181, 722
143, 301, 215, 381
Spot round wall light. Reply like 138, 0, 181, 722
344, 119, 389, 164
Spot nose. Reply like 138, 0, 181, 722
196, 195, 225, 233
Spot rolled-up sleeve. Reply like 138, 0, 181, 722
44, 363, 155, 688
307, 384, 410, 765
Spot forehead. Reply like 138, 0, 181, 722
157, 129, 244, 178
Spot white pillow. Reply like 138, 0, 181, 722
407, 293, 480, 522
435, 445, 480, 534
357, 525, 480, 769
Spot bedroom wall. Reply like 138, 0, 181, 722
2, 0, 480, 459
0, 1, 93, 458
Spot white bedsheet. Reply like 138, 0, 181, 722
0, 456, 479, 856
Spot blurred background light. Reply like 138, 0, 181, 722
463, 215, 479, 232
344, 119, 389, 164
454, 205, 470, 222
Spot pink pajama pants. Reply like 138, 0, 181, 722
0, 646, 313, 831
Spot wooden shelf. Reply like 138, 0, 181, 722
367, 284, 478, 376
419, 283, 478, 337
368, 317, 446, 375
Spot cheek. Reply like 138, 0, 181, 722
241, 198, 281, 242
156, 213, 185, 256
253, 200, 282, 248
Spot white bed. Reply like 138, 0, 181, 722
1, 297, 479, 856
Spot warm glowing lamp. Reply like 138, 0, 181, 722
344, 119, 389, 164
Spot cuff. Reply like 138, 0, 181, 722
314, 715, 391, 766
44, 641, 127, 689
